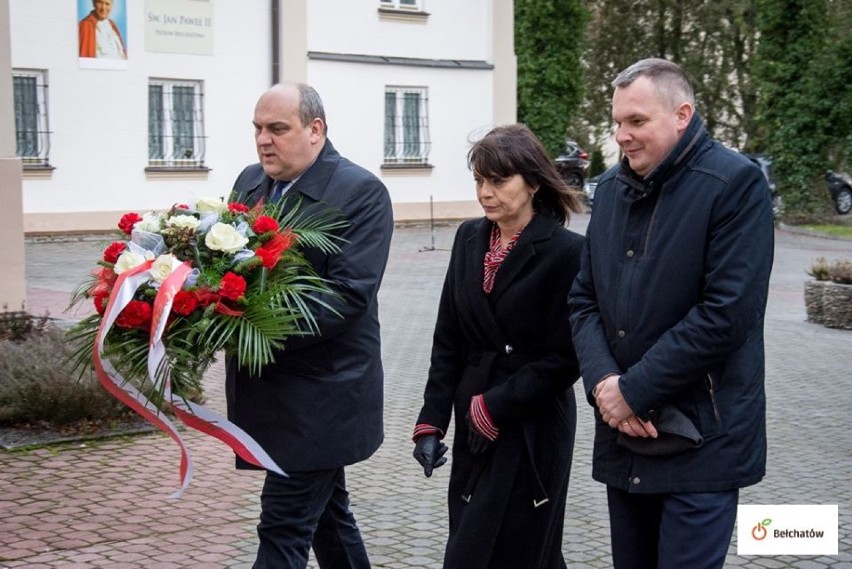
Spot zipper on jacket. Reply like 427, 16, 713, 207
705, 372, 721, 424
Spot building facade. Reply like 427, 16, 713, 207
6, 0, 515, 234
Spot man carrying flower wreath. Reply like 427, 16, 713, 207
226, 82, 393, 568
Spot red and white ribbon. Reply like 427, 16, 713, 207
149, 260, 285, 480
94, 259, 285, 498
94, 261, 194, 498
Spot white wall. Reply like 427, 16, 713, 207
307, 0, 496, 212
308, 1, 490, 61
10, 0, 270, 227
310, 59, 494, 207
9, 0, 506, 232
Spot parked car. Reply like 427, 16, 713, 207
582, 174, 599, 209
743, 153, 782, 218
826, 170, 852, 215
555, 140, 590, 188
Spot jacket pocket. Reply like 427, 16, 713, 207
694, 372, 723, 438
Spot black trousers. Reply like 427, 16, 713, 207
606, 486, 738, 569
253, 467, 370, 569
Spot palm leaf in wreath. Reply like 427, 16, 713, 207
272, 196, 350, 254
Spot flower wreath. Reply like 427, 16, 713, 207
67, 195, 346, 495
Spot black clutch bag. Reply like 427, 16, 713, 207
617, 406, 704, 456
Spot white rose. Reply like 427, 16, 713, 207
114, 251, 148, 274
204, 222, 249, 254
196, 197, 228, 214
136, 212, 163, 233
165, 214, 200, 231
150, 254, 179, 283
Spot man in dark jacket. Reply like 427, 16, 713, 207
226, 82, 393, 569
569, 58, 774, 569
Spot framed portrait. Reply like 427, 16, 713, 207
78, 0, 128, 69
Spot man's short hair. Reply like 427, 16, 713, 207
612, 58, 695, 109
296, 83, 327, 135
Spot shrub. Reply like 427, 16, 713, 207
831, 259, 852, 284
0, 309, 51, 342
807, 257, 852, 284
0, 309, 207, 428
589, 147, 607, 177
0, 311, 131, 426
808, 257, 832, 280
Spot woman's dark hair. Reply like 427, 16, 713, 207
467, 124, 583, 225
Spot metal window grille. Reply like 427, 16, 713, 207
12, 70, 50, 167
148, 79, 206, 168
384, 87, 430, 164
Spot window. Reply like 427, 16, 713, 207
148, 79, 206, 168
12, 69, 50, 167
384, 87, 430, 165
380, 0, 421, 10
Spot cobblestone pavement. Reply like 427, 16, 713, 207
2, 214, 851, 568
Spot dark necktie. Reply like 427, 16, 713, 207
270, 180, 290, 202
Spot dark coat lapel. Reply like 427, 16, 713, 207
462, 218, 506, 348
458, 214, 559, 348
231, 169, 273, 207
289, 141, 341, 203
488, 214, 557, 302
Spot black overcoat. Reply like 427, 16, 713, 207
225, 140, 393, 472
416, 213, 584, 569
569, 114, 775, 493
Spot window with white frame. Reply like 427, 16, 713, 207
380, 0, 421, 10
148, 79, 206, 168
12, 69, 50, 167
384, 86, 430, 164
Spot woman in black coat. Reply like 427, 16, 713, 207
412, 124, 585, 569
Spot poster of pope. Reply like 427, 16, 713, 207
78, 0, 128, 60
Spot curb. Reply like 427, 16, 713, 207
777, 223, 852, 241
0, 420, 158, 450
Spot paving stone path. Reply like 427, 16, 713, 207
2, 215, 850, 568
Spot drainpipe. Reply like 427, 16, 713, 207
271, 0, 280, 85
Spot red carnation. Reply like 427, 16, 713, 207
115, 300, 153, 329
252, 215, 279, 234
175, 203, 190, 210
255, 230, 295, 269
218, 272, 247, 301
93, 290, 110, 315
118, 212, 143, 235
172, 290, 200, 316
228, 203, 250, 214
102, 241, 126, 264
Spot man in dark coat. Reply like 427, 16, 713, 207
226, 82, 393, 569
569, 58, 775, 569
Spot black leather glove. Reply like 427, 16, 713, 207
466, 412, 492, 455
413, 434, 448, 477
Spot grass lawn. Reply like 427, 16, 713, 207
800, 224, 852, 238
